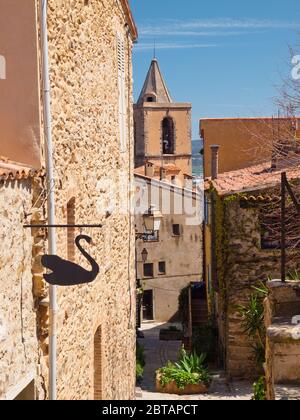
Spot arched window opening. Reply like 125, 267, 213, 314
144, 93, 156, 103
162, 117, 175, 155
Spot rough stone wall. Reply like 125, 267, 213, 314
43, 0, 136, 400
0, 179, 38, 399
217, 196, 300, 379
264, 281, 300, 399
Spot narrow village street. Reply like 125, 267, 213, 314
137, 323, 254, 401
1, 0, 300, 403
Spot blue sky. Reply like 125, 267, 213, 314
130, 0, 300, 138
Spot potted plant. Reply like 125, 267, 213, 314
159, 325, 183, 341
156, 348, 211, 395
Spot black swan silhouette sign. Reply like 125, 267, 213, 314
41, 235, 99, 286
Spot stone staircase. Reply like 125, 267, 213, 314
191, 299, 208, 328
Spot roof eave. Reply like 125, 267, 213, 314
120, 0, 138, 42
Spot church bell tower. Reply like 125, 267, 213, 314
134, 59, 192, 185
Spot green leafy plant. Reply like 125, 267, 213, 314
251, 376, 266, 401
287, 269, 300, 282
159, 363, 203, 390
136, 342, 145, 383
136, 362, 144, 381
157, 348, 211, 390
237, 282, 268, 368
175, 348, 208, 374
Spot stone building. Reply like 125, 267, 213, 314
0, 161, 43, 400
134, 59, 202, 323
0, 0, 137, 400
135, 173, 202, 322
134, 59, 192, 186
204, 150, 300, 378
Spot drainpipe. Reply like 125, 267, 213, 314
210, 145, 219, 292
210, 145, 219, 180
41, 0, 57, 400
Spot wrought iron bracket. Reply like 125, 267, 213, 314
135, 232, 155, 241
23, 224, 103, 229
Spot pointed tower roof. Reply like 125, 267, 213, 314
137, 59, 172, 105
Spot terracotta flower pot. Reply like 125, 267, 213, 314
156, 373, 208, 395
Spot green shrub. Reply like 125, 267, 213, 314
157, 348, 211, 390
136, 342, 145, 367
252, 376, 266, 401
136, 361, 144, 382
236, 282, 268, 368
287, 269, 300, 282
136, 342, 145, 382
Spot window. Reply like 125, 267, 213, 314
117, 34, 127, 152
162, 117, 175, 154
147, 97, 154, 102
143, 263, 154, 278
158, 261, 166, 275
67, 198, 76, 261
172, 224, 181, 236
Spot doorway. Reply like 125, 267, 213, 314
143, 290, 154, 320
94, 326, 103, 400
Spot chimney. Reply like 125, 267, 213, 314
210, 145, 220, 180
145, 161, 154, 178
160, 167, 166, 181
296, 120, 300, 140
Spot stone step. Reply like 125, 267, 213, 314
275, 384, 300, 400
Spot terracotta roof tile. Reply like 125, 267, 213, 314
206, 161, 300, 196
0, 158, 44, 181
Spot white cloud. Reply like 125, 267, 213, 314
139, 18, 300, 37
134, 42, 219, 51
140, 30, 261, 37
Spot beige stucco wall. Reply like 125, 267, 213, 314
135, 176, 202, 322
0, 178, 39, 400
42, 0, 136, 400
200, 118, 298, 178
0, 0, 41, 168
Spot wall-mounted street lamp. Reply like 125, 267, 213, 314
136, 206, 163, 334
141, 248, 148, 263
136, 206, 163, 240
143, 205, 163, 232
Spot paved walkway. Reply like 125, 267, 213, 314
137, 322, 253, 401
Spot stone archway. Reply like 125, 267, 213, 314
94, 326, 103, 400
